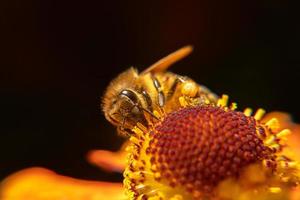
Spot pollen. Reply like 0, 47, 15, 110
124, 98, 300, 200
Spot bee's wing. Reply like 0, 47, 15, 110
141, 45, 193, 74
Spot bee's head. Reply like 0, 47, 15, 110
107, 89, 148, 135
102, 68, 147, 136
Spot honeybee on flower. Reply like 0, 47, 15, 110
102, 46, 217, 136
1, 47, 300, 200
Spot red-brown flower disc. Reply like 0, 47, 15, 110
147, 105, 271, 193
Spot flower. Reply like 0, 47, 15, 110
1, 95, 300, 200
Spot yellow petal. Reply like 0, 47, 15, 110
0, 167, 125, 200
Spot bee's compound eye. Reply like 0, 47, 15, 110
119, 89, 138, 103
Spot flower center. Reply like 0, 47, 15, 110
149, 106, 271, 192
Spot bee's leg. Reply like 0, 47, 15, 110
151, 75, 165, 107
166, 77, 180, 101
140, 90, 160, 122
141, 90, 153, 111
151, 75, 167, 117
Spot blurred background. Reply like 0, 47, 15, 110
0, 0, 299, 182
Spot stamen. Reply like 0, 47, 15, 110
269, 187, 282, 193
230, 102, 237, 110
179, 96, 188, 107
243, 108, 252, 116
129, 136, 142, 146
132, 126, 145, 138
217, 94, 229, 107
276, 129, 291, 138
136, 122, 148, 134
265, 118, 280, 130
269, 143, 280, 151
127, 172, 145, 180
265, 135, 277, 146
254, 108, 266, 120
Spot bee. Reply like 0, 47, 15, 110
102, 46, 218, 135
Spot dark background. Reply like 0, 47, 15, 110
0, 0, 299, 182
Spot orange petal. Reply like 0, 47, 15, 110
290, 186, 300, 200
87, 142, 129, 173
263, 111, 300, 160
0, 167, 125, 200
285, 125, 300, 161
87, 150, 126, 173
262, 111, 300, 134
262, 111, 293, 130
